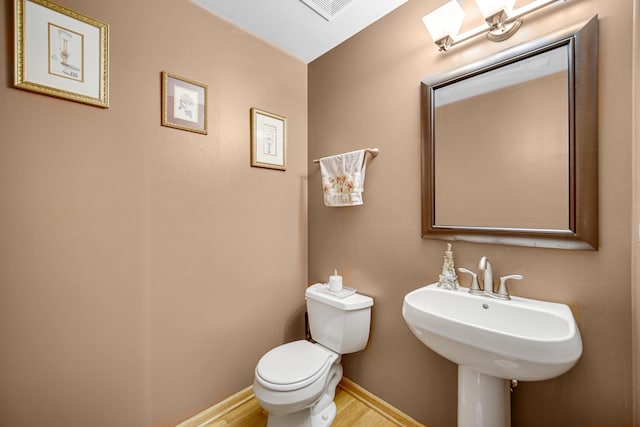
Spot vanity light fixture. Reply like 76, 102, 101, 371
422, 0, 567, 51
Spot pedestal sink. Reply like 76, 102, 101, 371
402, 284, 582, 427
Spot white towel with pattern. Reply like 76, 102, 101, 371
319, 149, 368, 207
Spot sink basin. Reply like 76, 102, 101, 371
402, 284, 582, 381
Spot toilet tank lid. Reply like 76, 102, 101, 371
306, 283, 374, 310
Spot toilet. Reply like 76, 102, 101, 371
253, 283, 374, 427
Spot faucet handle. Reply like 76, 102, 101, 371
458, 268, 482, 295
495, 274, 524, 300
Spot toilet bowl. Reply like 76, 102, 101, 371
254, 340, 342, 426
253, 284, 373, 427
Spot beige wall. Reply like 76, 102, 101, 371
0, 0, 307, 426
309, 0, 633, 425
633, 0, 640, 422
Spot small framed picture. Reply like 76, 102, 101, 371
161, 72, 208, 135
14, 0, 110, 107
251, 108, 287, 171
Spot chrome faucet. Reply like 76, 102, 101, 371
477, 256, 493, 294
458, 256, 524, 300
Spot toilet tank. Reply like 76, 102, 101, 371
305, 283, 374, 354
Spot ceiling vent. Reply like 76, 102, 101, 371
300, 0, 357, 21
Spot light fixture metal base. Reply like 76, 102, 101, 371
487, 18, 523, 42
435, 35, 454, 51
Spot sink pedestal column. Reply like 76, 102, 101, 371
458, 366, 510, 427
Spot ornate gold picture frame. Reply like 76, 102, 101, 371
250, 108, 287, 171
14, 0, 110, 108
161, 72, 208, 135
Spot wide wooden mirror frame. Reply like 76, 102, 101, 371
421, 16, 598, 250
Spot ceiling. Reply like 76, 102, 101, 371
192, 0, 409, 63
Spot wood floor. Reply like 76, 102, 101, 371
179, 378, 424, 427
205, 388, 397, 427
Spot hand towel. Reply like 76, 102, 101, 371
319, 149, 368, 207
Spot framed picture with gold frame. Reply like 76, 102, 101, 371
14, 0, 109, 108
161, 72, 208, 135
250, 108, 286, 171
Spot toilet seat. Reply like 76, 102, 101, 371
256, 340, 336, 392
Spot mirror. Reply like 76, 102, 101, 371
421, 16, 598, 250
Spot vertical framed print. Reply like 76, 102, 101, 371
161, 72, 208, 135
14, 0, 110, 107
251, 108, 286, 171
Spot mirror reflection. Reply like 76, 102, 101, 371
434, 45, 569, 230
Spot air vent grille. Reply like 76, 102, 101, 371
300, 0, 357, 21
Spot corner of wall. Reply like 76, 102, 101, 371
632, 0, 640, 424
